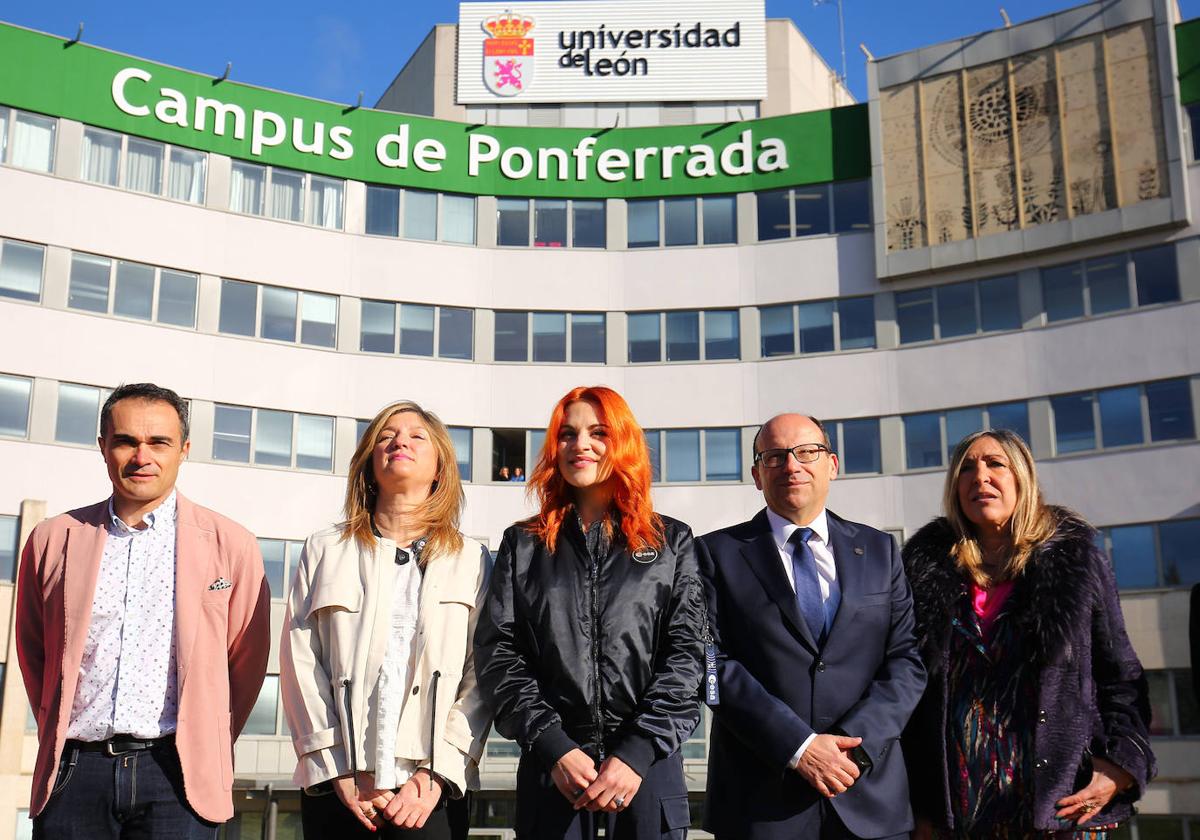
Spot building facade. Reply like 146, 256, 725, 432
0, 0, 1197, 837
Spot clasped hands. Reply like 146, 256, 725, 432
794, 733, 864, 798
550, 747, 642, 812
332, 769, 444, 832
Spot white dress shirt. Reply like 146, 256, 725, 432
762, 507, 840, 768
67, 491, 179, 741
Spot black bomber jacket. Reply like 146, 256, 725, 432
473, 513, 705, 777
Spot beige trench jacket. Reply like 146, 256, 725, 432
279, 526, 492, 795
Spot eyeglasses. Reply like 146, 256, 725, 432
753, 445, 830, 468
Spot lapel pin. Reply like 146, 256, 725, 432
632, 547, 658, 563
853, 547, 864, 555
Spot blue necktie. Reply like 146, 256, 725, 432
788, 528, 826, 645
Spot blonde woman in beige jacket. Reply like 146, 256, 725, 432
280, 401, 492, 840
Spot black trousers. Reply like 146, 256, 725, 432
300, 784, 468, 840
515, 750, 691, 840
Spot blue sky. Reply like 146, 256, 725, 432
3, 1, 1197, 107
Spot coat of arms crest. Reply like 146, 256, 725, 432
483, 10, 535, 97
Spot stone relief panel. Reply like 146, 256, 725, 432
880, 19, 1167, 253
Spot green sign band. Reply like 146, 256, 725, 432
0, 21, 869, 198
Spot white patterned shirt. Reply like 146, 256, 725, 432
66, 491, 179, 741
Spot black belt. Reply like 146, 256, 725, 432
70, 733, 175, 756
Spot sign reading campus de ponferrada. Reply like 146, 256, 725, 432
0, 21, 867, 198
455, 0, 767, 103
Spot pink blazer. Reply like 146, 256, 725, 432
15, 493, 271, 822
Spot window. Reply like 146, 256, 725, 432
977, 275, 1021, 332
55, 383, 107, 445
1101, 524, 1158, 589
755, 180, 870, 240
1043, 247, 1178, 322
81, 127, 120, 185
628, 312, 660, 363
0, 514, 17, 583
1098, 386, 1144, 448
1145, 669, 1200, 736
399, 303, 432, 356
404, 189, 437, 240
213, 406, 335, 471
665, 430, 701, 481
491, 429, 539, 481
113, 260, 155, 320
704, 310, 740, 360
450, 427, 473, 482
832, 418, 882, 474
366, 188, 476, 243
627, 198, 735, 248
571, 313, 606, 363
831, 179, 872, 232
230, 162, 343, 229
219, 279, 257, 336
665, 311, 700, 361
644, 428, 743, 483
257, 538, 304, 601
4, 110, 56, 172
760, 297, 876, 357
798, 301, 835, 353
702, 195, 737, 244
572, 200, 606, 248
497, 199, 531, 246
793, 184, 831, 235
1052, 392, 1096, 454
628, 311, 739, 363
944, 407, 984, 458
1132, 244, 1179, 307
903, 412, 943, 470
167, 147, 206, 204
493, 311, 605, 363
219, 281, 338, 347
1146, 379, 1195, 442
213, 405, 252, 462
0, 239, 45, 302
896, 288, 935, 343
987, 401, 1030, 443
534, 199, 567, 247
125, 137, 164, 194
439, 307, 474, 360
705, 429, 742, 481
244, 675, 280, 735
1160, 519, 1200, 587
0, 374, 31, 438
1050, 379, 1194, 454
760, 305, 795, 356
627, 200, 659, 248
663, 198, 698, 246
67, 253, 111, 313
936, 281, 978, 338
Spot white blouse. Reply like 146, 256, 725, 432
372, 543, 424, 790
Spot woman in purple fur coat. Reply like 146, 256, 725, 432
902, 430, 1154, 839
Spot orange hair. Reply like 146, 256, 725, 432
526, 386, 663, 554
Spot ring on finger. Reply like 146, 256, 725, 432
614, 795, 625, 808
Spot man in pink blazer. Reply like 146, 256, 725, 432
16, 383, 271, 838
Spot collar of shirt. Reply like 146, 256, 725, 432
765, 506, 829, 553
106, 489, 178, 536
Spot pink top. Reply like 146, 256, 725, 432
971, 579, 1015, 643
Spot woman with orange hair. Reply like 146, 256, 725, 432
474, 386, 705, 839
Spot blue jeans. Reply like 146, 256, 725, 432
33, 740, 218, 839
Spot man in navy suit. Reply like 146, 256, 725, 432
698, 413, 926, 839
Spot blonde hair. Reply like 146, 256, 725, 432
340, 401, 464, 563
942, 429, 1055, 586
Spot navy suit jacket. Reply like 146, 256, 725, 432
698, 509, 926, 840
